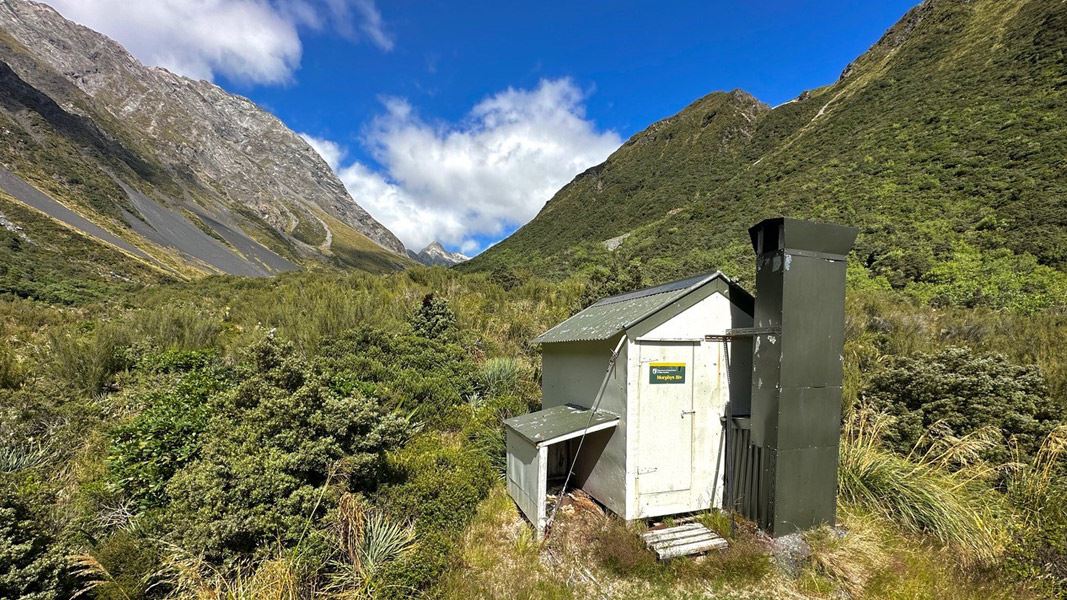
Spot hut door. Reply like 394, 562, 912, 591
637, 341, 695, 495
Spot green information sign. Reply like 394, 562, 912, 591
649, 362, 686, 384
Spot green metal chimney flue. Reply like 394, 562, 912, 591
748, 217, 858, 536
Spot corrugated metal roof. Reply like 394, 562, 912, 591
504, 404, 619, 445
534, 271, 736, 344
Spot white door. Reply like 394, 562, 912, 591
637, 342, 695, 495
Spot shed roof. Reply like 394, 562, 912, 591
533, 271, 750, 344
504, 404, 620, 447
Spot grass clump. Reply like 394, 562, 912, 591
476, 357, 523, 398
802, 513, 889, 597
838, 409, 1013, 565
593, 519, 660, 579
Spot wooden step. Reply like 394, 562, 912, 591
654, 535, 728, 559
642, 523, 703, 542
641, 523, 728, 560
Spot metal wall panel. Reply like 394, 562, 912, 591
748, 218, 857, 536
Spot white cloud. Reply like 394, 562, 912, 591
307, 79, 621, 253
41, 0, 393, 84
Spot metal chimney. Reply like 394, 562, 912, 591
748, 217, 857, 536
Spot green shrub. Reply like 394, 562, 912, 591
108, 360, 231, 509
489, 265, 523, 291
577, 259, 643, 310
865, 346, 1061, 463
135, 348, 219, 374
0, 475, 70, 600
376, 433, 495, 593
907, 243, 1067, 313
165, 336, 408, 560
319, 327, 476, 423
410, 294, 457, 340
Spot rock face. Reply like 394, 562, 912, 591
409, 241, 469, 267
0, 0, 408, 277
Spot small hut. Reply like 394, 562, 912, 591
505, 218, 858, 540
504, 271, 754, 536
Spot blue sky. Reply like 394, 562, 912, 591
46, 0, 917, 254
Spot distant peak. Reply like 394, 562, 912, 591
411, 241, 468, 267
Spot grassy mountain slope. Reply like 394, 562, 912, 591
466, 0, 1066, 300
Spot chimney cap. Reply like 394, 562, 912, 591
748, 217, 858, 257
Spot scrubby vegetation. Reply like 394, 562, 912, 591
0, 268, 575, 598
0, 261, 1063, 599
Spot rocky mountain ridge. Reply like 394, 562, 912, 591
0, 0, 410, 282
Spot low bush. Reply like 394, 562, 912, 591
410, 294, 457, 340
577, 259, 643, 310
319, 326, 477, 423
865, 346, 1061, 464
165, 336, 408, 560
107, 358, 231, 509
376, 433, 495, 594
0, 475, 71, 599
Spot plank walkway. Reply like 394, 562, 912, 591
642, 522, 728, 560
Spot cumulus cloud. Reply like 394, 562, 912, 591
41, 0, 393, 84
308, 79, 621, 253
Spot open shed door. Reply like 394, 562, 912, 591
636, 341, 696, 510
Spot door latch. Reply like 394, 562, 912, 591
681, 410, 696, 418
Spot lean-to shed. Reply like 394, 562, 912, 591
504, 271, 754, 536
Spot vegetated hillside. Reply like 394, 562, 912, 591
0, 0, 410, 301
466, 0, 1067, 310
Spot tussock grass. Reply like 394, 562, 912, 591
0, 342, 24, 389
1007, 425, 1067, 525
838, 409, 1013, 565
0, 439, 52, 473
150, 542, 312, 600
44, 323, 132, 396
